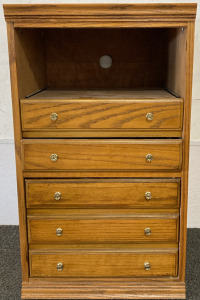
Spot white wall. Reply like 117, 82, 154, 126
0, 0, 200, 227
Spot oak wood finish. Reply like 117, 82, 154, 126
21, 99, 183, 130
25, 89, 179, 100
29, 250, 178, 278
23, 171, 183, 178
27, 208, 179, 216
6, 23, 29, 281
179, 21, 195, 283
5, 27, 187, 94
29, 242, 179, 251
3, 4, 196, 27
166, 27, 187, 98
22, 139, 182, 171
26, 179, 180, 209
21, 96, 183, 137
4, 3, 196, 300
23, 130, 183, 139
27, 214, 179, 244
45, 29, 168, 90
21, 90, 183, 139
14, 28, 46, 99
21, 281, 186, 299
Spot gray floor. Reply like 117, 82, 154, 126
0, 226, 199, 300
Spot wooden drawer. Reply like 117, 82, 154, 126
22, 139, 182, 171
26, 179, 180, 209
28, 214, 179, 244
29, 249, 178, 277
21, 99, 183, 132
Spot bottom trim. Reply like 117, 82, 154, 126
22, 281, 186, 299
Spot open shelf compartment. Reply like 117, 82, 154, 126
14, 27, 187, 138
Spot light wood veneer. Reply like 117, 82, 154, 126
4, 3, 196, 299
22, 139, 182, 171
30, 250, 178, 278
26, 179, 180, 209
28, 214, 179, 244
21, 92, 183, 138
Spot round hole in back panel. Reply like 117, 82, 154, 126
99, 55, 112, 69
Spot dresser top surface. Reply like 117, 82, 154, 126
3, 3, 197, 13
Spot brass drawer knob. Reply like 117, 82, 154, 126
144, 262, 151, 271
50, 153, 58, 162
57, 262, 63, 271
146, 154, 153, 162
144, 227, 151, 236
145, 191, 152, 200
54, 192, 61, 201
146, 112, 154, 121
56, 228, 63, 237
50, 113, 58, 121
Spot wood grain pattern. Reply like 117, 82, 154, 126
29, 242, 179, 251
6, 23, 29, 282
45, 28, 168, 90
22, 139, 182, 171
179, 21, 195, 283
3, 4, 196, 26
28, 214, 179, 244
23, 170, 183, 178
21, 281, 186, 299
22, 130, 182, 138
29, 249, 178, 278
166, 28, 187, 99
21, 87, 183, 139
3, 3, 197, 300
27, 89, 178, 100
13, 22, 190, 29
15, 28, 46, 99
21, 98, 183, 133
27, 208, 179, 216
26, 179, 180, 209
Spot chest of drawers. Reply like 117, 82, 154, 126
4, 3, 196, 299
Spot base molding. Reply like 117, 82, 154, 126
22, 281, 186, 299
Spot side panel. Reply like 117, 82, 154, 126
6, 23, 29, 281
179, 21, 195, 282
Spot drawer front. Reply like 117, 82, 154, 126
22, 139, 182, 171
21, 99, 183, 131
28, 216, 179, 244
30, 250, 178, 277
26, 179, 180, 208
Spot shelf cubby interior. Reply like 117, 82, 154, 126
14, 27, 187, 100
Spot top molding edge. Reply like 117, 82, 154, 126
3, 4, 197, 26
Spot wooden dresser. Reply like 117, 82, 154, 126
4, 4, 196, 299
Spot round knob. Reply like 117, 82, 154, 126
50, 153, 58, 162
144, 262, 151, 271
144, 227, 151, 236
145, 191, 152, 200
54, 192, 61, 201
57, 262, 63, 271
56, 228, 63, 237
146, 112, 154, 121
50, 113, 58, 121
146, 154, 153, 162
